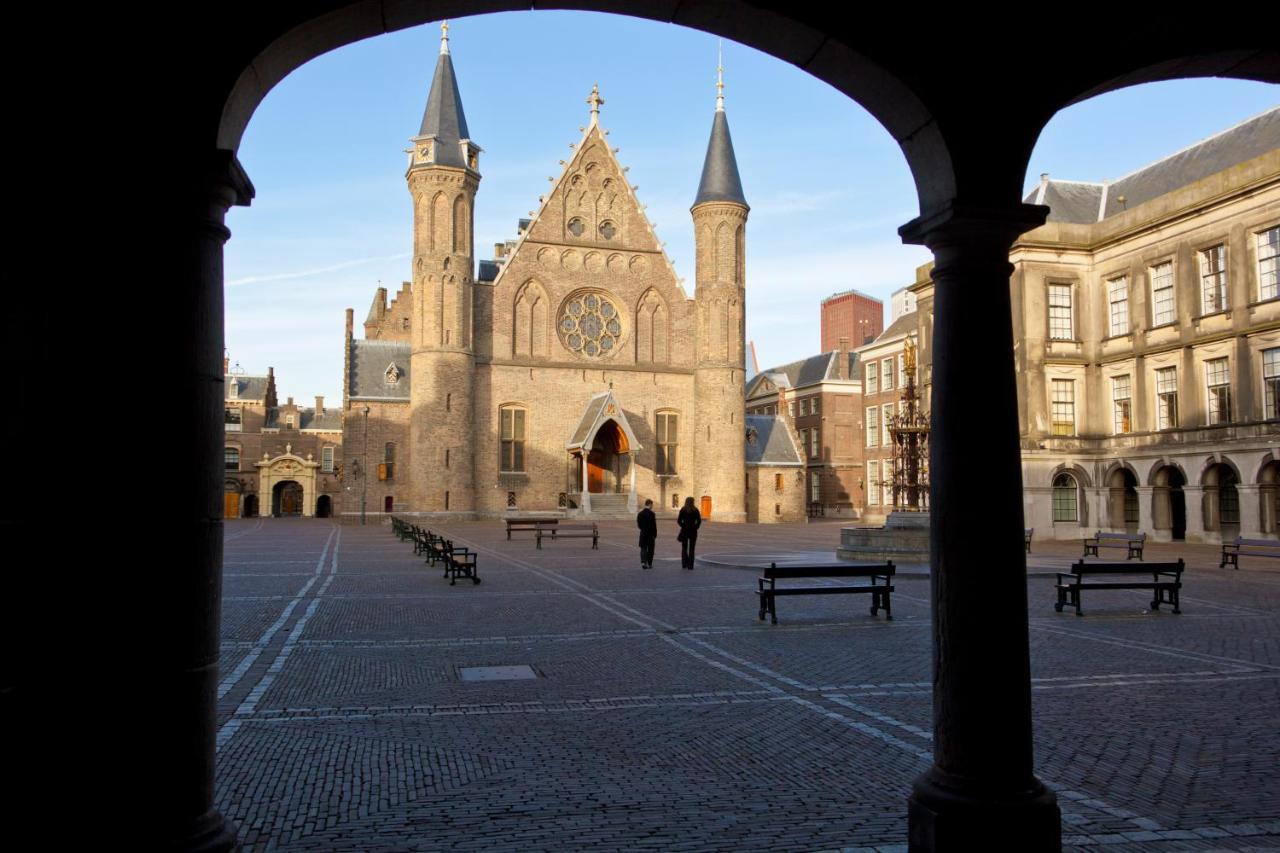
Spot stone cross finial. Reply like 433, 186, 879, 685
440, 20, 450, 55
587, 84, 604, 124
716, 41, 725, 112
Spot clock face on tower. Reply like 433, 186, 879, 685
558, 290, 624, 359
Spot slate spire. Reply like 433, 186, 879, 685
693, 53, 748, 208
417, 21, 472, 169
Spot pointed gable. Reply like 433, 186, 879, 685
517, 124, 664, 254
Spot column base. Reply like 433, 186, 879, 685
908, 769, 1060, 852
174, 808, 239, 852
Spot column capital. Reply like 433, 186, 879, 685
899, 201, 1048, 250
196, 150, 256, 242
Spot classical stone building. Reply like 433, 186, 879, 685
223, 359, 343, 518
904, 107, 1280, 542
342, 27, 750, 521
746, 341, 864, 517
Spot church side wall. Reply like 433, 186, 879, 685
339, 400, 410, 519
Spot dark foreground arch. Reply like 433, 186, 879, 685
13, 5, 1275, 851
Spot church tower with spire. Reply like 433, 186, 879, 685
692, 59, 749, 523
407, 22, 481, 513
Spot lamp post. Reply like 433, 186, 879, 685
361, 405, 370, 525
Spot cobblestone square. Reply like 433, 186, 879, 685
216, 519, 1280, 851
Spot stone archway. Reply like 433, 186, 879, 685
1259, 459, 1280, 535
1151, 465, 1187, 541
256, 450, 321, 518
1106, 466, 1139, 532
1202, 461, 1241, 539
272, 480, 304, 516
121, 7, 1278, 850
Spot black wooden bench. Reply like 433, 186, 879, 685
757, 562, 895, 625
1054, 559, 1183, 616
443, 543, 480, 585
1220, 537, 1280, 569
1082, 530, 1145, 560
536, 522, 598, 550
506, 517, 559, 540
1024, 528, 1033, 553
425, 532, 451, 567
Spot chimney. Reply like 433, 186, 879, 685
315, 395, 325, 414
223, 351, 230, 374
494, 242, 506, 259
345, 308, 354, 336
836, 337, 850, 380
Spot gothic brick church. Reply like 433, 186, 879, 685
340, 25, 767, 521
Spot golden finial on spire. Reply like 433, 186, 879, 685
716, 40, 725, 112
587, 83, 605, 124
440, 20, 450, 55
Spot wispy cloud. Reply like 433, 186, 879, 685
227, 252, 411, 287
749, 190, 846, 217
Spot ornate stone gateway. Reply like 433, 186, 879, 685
256, 446, 321, 517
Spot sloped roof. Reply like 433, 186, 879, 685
748, 349, 862, 397
566, 390, 642, 452
349, 339, 411, 400
863, 311, 917, 347
418, 47, 471, 168
744, 416, 803, 466
226, 375, 270, 402
693, 109, 748, 207
1026, 107, 1280, 224
301, 409, 342, 431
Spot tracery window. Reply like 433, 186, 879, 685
559, 291, 622, 358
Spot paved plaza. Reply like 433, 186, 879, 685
215, 518, 1280, 851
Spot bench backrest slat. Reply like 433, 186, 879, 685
763, 562, 894, 579
1071, 560, 1182, 576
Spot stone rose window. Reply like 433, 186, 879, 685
559, 291, 623, 358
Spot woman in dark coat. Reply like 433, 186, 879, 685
676, 496, 702, 569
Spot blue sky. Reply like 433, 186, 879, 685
225, 11, 1277, 404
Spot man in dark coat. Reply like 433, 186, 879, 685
637, 499, 657, 569
676, 496, 702, 570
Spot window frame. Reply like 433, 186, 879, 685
500, 406, 527, 473
1155, 366, 1179, 430
865, 362, 879, 395
1199, 243, 1228, 315
1258, 226, 1279, 302
1150, 260, 1176, 327
655, 410, 678, 476
1263, 347, 1280, 420
1111, 374, 1132, 435
321, 446, 334, 473
865, 407, 879, 448
1107, 276, 1129, 338
1050, 379, 1075, 436
1052, 472, 1079, 523
225, 446, 240, 472
1204, 357, 1231, 425
1047, 282, 1074, 340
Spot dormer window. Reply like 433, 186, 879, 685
385, 363, 402, 386
746, 427, 758, 446
228, 380, 239, 399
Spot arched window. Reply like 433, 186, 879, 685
225, 447, 240, 471
655, 411, 678, 475
1052, 473, 1078, 522
500, 406, 526, 472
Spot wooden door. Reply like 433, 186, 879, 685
587, 450, 604, 493
224, 492, 241, 518
700, 495, 712, 520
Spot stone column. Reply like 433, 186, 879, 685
581, 454, 592, 514
901, 206, 1060, 850
628, 451, 638, 512
1088, 487, 1109, 532
1135, 486, 1155, 537
1183, 486, 1207, 542
1236, 484, 1264, 538
168, 150, 250, 851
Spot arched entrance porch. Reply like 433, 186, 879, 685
566, 390, 642, 516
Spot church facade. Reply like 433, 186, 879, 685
342, 27, 750, 521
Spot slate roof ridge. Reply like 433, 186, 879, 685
1106, 106, 1278, 187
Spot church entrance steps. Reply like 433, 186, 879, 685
581, 493, 634, 519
